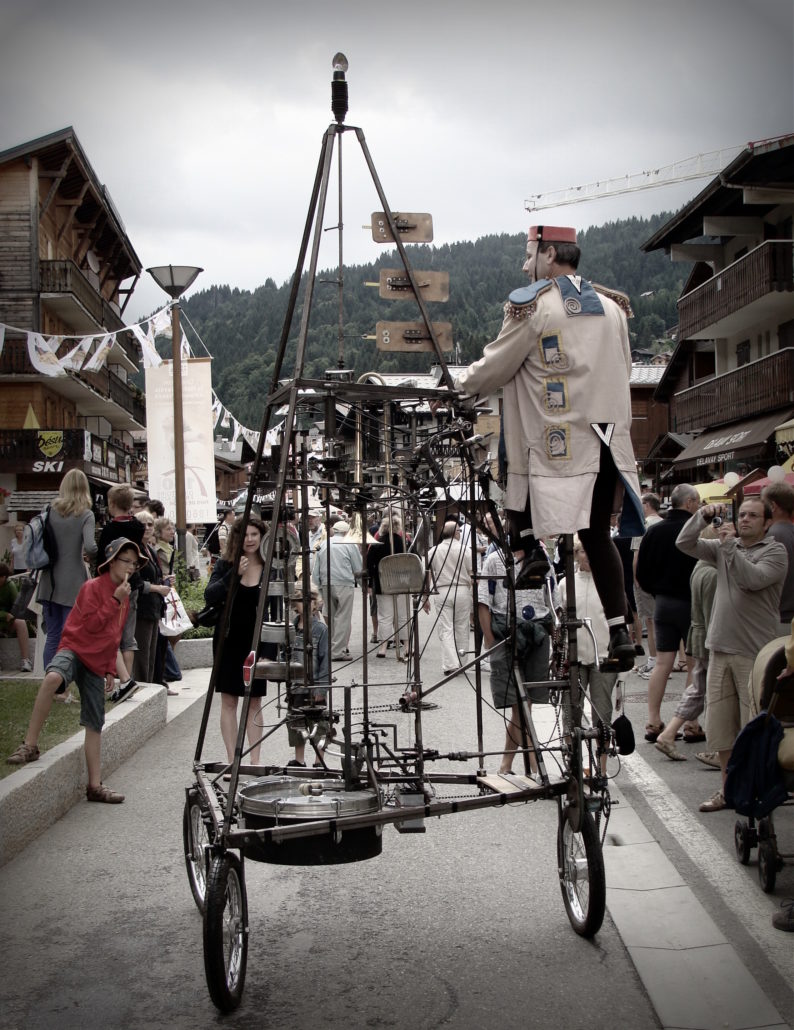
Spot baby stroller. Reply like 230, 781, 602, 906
729, 635, 794, 893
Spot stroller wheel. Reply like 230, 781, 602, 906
734, 819, 752, 865
758, 839, 778, 894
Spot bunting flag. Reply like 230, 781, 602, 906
211, 394, 223, 429
26, 332, 66, 376
83, 334, 114, 372
4, 307, 266, 466
131, 322, 162, 369
61, 335, 94, 371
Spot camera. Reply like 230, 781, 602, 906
711, 516, 723, 528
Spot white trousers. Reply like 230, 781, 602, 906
433, 587, 471, 671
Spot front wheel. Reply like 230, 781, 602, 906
734, 819, 752, 866
557, 808, 606, 937
758, 839, 778, 894
203, 852, 248, 1012
183, 794, 213, 912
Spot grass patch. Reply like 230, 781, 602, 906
0, 679, 83, 780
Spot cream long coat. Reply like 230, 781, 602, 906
455, 275, 643, 538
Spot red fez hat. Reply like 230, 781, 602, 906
527, 225, 577, 244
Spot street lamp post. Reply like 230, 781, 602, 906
145, 264, 203, 559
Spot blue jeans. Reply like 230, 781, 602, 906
42, 601, 71, 668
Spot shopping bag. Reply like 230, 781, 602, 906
10, 573, 38, 619
160, 588, 193, 637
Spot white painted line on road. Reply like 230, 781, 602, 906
620, 749, 792, 984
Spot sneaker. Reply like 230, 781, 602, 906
699, 789, 726, 812
772, 899, 794, 932
6, 741, 40, 765
636, 661, 655, 678
109, 678, 138, 704
695, 751, 721, 769
20, 658, 33, 673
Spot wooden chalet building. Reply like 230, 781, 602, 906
644, 134, 794, 485
0, 127, 145, 545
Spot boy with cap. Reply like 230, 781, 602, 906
6, 538, 146, 803
452, 225, 643, 671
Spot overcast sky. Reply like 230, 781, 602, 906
1, 0, 792, 322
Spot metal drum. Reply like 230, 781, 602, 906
238, 775, 383, 865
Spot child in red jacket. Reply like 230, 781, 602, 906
6, 538, 145, 803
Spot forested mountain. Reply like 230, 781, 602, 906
181, 213, 687, 428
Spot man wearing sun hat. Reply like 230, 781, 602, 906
6, 537, 146, 803
453, 225, 643, 671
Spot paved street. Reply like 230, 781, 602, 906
1, 593, 792, 1029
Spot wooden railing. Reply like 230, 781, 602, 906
672, 348, 794, 433
39, 259, 137, 361
0, 338, 146, 425
678, 240, 793, 340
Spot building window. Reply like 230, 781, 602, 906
736, 340, 751, 366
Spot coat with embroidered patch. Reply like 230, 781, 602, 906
455, 275, 642, 538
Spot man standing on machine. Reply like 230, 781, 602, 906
451, 225, 643, 670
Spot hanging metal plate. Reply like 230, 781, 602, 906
378, 269, 449, 302
376, 321, 453, 352
370, 212, 433, 243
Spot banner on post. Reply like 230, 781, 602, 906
145, 357, 217, 523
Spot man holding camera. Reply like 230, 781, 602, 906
676, 496, 788, 812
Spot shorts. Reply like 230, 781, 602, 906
489, 613, 550, 707
653, 594, 691, 653
634, 583, 655, 621
705, 651, 754, 752
47, 649, 105, 733
674, 657, 707, 721
120, 590, 139, 653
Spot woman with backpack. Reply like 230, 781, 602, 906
36, 468, 97, 669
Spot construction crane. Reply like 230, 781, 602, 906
525, 146, 744, 212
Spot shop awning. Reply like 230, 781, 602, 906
673, 410, 794, 469
774, 417, 794, 445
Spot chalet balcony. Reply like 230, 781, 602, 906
0, 337, 146, 429
0, 428, 133, 485
678, 240, 793, 341
672, 348, 794, 434
39, 259, 138, 362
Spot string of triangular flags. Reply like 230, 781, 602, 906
0, 307, 263, 450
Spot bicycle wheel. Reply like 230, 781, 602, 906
557, 807, 606, 937
183, 793, 213, 912
203, 852, 248, 1012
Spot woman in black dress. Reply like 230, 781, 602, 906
204, 515, 267, 765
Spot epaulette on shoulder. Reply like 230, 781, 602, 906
505, 278, 553, 320
592, 282, 633, 319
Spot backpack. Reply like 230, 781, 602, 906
23, 505, 59, 570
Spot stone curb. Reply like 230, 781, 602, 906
0, 683, 168, 867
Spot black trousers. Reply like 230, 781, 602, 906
506, 445, 628, 623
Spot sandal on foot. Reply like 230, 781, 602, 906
6, 741, 40, 765
644, 722, 665, 742
86, 783, 124, 804
683, 730, 706, 743
655, 739, 687, 761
